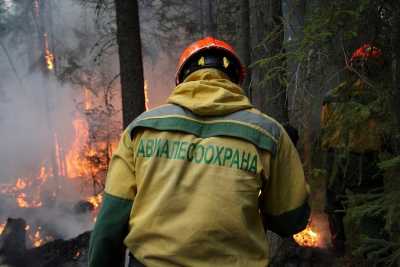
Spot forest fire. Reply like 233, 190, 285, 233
0, 85, 117, 248
293, 223, 319, 247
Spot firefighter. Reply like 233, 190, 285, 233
321, 44, 387, 254
89, 37, 310, 267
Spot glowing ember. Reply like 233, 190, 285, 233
43, 33, 55, 71
144, 80, 150, 110
293, 224, 319, 247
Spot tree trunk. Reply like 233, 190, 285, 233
249, 0, 288, 123
238, 0, 251, 94
202, 0, 217, 36
114, 0, 145, 128
392, 4, 400, 127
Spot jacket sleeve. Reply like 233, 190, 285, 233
88, 129, 137, 267
259, 128, 310, 237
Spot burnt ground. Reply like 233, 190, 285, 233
269, 237, 350, 267
0, 217, 356, 267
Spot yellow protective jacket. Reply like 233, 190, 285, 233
321, 79, 383, 153
89, 69, 310, 267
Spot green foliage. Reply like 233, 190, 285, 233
379, 156, 400, 170
252, 0, 400, 265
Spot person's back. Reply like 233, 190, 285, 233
89, 37, 310, 267
320, 44, 387, 254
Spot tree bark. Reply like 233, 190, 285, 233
392, 4, 400, 127
238, 0, 251, 94
249, 0, 288, 123
114, 0, 145, 128
202, 0, 217, 36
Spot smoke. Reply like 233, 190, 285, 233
0, 0, 114, 243
0, 0, 197, 245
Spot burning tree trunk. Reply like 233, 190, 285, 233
114, 0, 145, 128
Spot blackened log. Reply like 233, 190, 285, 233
26, 231, 90, 267
0, 218, 27, 267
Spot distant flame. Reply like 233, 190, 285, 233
293, 224, 319, 247
43, 33, 55, 71
144, 80, 149, 110
65, 118, 89, 178
15, 179, 27, 190
84, 88, 92, 110
0, 223, 5, 235
16, 192, 42, 208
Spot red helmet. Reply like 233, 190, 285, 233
175, 37, 245, 85
349, 44, 384, 65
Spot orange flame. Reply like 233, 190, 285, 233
15, 178, 27, 190
293, 224, 319, 247
144, 80, 149, 110
0, 223, 5, 235
65, 118, 89, 178
16, 192, 42, 208
87, 194, 103, 209
84, 87, 93, 110
43, 33, 55, 71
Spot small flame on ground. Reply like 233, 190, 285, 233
16, 192, 43, 208
32, 228, 44, 247
87, 194, 103, 209
74, 251, 81, 259
34, 0, 40, 17
293, 224, 319, 247
0, 223, 5, 235
28, 226, 54, 248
